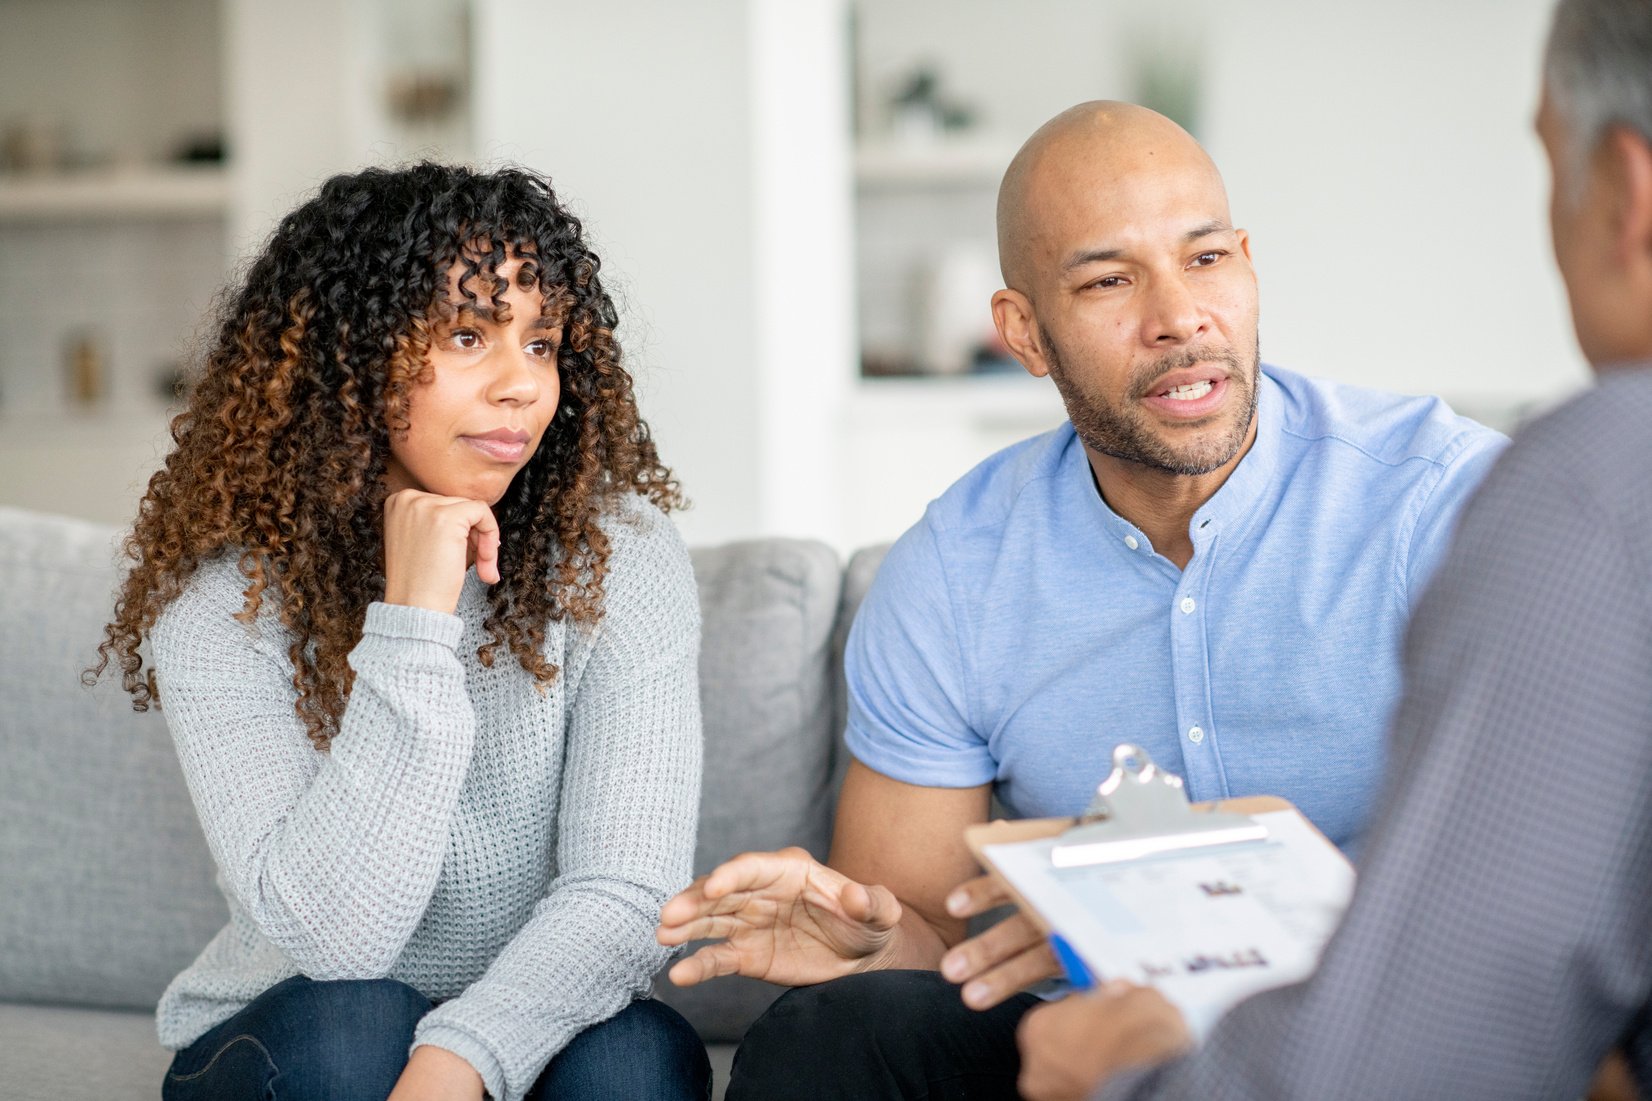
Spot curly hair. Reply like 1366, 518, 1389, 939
90, 163, 681, 750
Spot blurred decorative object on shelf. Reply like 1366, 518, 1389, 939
1, 117, 67, 175
171, 133, 225, 164
885, 65, 977, 145
153, 360, 193, 407
64, 330, 106, 407
1129, 31, 1203, 137
386, 71, 463, 124
918, 243, 1003, 375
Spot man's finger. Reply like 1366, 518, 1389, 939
945, 873, 1009, 918
666, 941, 746, 988
839, 880, 902, 931
960, 941, 1061, 1009
940, 910, 1046, 984
701, 848, 811, 900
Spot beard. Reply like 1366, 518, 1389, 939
1041, 327, 1261, 477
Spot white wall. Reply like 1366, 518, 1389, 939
854, 0, 1583, 417
470, 0, 854, 549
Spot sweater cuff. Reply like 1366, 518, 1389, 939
413, 1025, 508, 1101
365, 601, 465, 648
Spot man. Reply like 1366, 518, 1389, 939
656, 103, 1505, 1099
1014, 2, 1652, 1099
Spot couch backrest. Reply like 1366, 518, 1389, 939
0, 508, 227, 1011
0, 507, 889, 1043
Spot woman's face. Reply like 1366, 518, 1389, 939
385, 254, 561, 505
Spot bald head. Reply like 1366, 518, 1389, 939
996, 101, 1230, 291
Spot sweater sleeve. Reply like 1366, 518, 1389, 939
412, 500, 703, 1101
153, 558, 477, 979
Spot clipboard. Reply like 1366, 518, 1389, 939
966, 743, 1354, 1038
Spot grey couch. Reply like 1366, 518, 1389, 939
0, 505, 888, 1100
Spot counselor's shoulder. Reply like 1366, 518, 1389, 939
1267, 364, 1507, 475
1468, 366, 1652, 529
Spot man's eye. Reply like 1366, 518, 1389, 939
1192, 251, 1223, 267
1094, 275, 1125, 289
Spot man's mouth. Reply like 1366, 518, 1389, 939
1159, 380, 1214, 402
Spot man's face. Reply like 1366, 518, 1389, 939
1026, 153, 1261, 476
1538, 86, 1640, 369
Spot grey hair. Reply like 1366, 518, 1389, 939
1544, 0, 1652, 179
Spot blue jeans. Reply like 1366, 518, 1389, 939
162, 976, 711, 1100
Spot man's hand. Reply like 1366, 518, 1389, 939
657, 846, 907, 988
387, 1045, 485, 1101
1016, 983, 1192, 1101
939, 872, 1060, 1008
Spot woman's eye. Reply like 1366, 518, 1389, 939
527, 339, 557, 359
448, 328, 482, 349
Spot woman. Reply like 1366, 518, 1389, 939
92, 164, 709, 1101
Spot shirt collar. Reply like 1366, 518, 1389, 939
1073, 367, 1283, 558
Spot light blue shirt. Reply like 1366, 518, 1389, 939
843, 367, 1506, 851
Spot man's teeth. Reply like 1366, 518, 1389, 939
1161, 381, 1214, 401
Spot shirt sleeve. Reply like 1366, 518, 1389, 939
153, 560, 476, 980
412, 501, 703, 1101
842, 515, 993, 787
1399, 426, 1506, 603
1099, 426, 1652, 1101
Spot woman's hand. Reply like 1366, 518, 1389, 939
383, 489, 501, 614
387, 1045, 485, 1101
657, 847, 908, 988
1016, 983, 1192, 1101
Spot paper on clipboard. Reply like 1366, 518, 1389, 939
983, 809, 1352, 1037
968, 746, 1357, 1040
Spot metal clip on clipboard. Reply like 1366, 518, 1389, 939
1050, 744, 1270, 868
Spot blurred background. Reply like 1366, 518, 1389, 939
0, 0, 1581, 554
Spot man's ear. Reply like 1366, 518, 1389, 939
1606, 124, 1652, 274
991, 288, 1049, 379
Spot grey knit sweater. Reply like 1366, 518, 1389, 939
150, 494, 702, 1101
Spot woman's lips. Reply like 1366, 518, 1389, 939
462, 429, 531, 459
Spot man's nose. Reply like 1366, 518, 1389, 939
1142, 274, 1207, 345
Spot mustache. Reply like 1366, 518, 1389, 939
1128, 346, 1248, 400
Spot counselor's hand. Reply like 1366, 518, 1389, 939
656, 847, 905, 988
939, 872, 1060, 1009
383, 489, 502, 614
1016, 982, 1192, 1101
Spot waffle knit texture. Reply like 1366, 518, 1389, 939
150, 493, 702, 1101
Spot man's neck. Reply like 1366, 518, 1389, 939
1084, 421, 1258, 570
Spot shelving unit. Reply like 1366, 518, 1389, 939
853, 138, 1018, 189
0, 166, 230, 222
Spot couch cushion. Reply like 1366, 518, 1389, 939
0, 508, 228, 1011
0, 1003, 172, 1100
654, 538, 844, 1041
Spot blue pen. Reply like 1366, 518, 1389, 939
1048, 933, 1096, 991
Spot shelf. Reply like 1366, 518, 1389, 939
0, 165, 230, 222
850, 372, 1067, 426
854, 138, 1020, 189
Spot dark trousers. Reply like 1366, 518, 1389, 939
727, 969, 1041, 1101
162, 975, 711, 1101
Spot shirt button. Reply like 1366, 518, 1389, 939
1188, 725, 1205, 744
1180, 597, 1196, 614
1124, 535, 1139, 550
